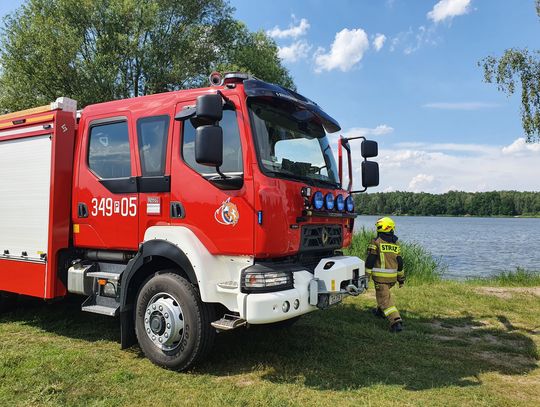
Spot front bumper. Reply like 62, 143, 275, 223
242, 256, 367, 324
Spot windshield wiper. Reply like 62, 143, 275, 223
266, 170, 311, 184
313, 178, 340, 189
267, 170, 339, 189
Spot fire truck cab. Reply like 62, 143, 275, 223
0, 72, 379, 370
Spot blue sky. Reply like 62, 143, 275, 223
2, 0, 539, 192
230, 0, 540, 192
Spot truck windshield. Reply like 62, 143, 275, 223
248, 99, 340, 188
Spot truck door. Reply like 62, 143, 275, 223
135, 114, 172, 240
170, 97, 255, 254
73, 115, 139, 250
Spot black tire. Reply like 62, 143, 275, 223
134, 271, 215, 371
0, 291, 17, 313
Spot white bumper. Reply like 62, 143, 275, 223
242, 256, 366, 324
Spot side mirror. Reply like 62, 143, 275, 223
195, 94, 222, 123
195, 125, 223, 167
361, 161, 379, 188
361, 140, 378, 158
175, 93, 223, 124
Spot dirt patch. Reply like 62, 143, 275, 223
431, 334, 461, 342
427, 320, 524, 347
475, 351, 538, 370
429, 320, 488, 333
234, 378, 256, 387
476, 287, 540, 299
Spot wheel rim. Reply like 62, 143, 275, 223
144, 292, 184, 351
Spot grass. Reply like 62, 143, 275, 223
345, 227, 446, 285
1, 233, 539, 406
1, 282, 539, 406
466, 267, 540, 287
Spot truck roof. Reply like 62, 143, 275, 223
81, 85, 223, 117
1, 75, 341, 133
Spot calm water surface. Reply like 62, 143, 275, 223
354, 216, 540, 279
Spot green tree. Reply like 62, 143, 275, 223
479, 0, 540, 143
0, 0, 294, 111
353, 191, 539, 217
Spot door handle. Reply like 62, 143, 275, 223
170, 202, 185, 219
78, 203, 89, 218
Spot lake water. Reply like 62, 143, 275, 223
353, 216, 540, 280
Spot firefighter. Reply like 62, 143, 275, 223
365, 217, 405, 332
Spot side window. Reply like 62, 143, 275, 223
137, 115, 170, 177
88, 121, 131, 179
182, 109, 243, 175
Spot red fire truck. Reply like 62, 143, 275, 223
0, 72, 379, 370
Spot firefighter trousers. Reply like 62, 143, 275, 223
374, 282, 402, 324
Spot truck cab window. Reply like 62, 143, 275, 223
137, 115, 169, 177
182, 109, 243, 175
88, 121, 131, 179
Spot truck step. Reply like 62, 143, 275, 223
211, 314, 246, 331
81, 304, 119, 317
81, 294, 120, 317
86, 270, 121, 281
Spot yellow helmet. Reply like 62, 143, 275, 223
376, 217, 395, 233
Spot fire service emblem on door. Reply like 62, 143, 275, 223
214, 198, 240, 226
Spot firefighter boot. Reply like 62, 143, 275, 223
371, 307, 385, 319
390, 321, 403, 333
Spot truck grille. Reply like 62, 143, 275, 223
300, 225, 342, 252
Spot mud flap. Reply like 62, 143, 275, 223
120, 307, 136, 349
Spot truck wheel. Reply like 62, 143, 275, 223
0, 291, 17, 313
134, 271, 215, 371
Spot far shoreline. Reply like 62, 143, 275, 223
355, 213, 540, 219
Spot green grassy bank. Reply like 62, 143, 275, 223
0, 233, 539, 406
345, 227, 446, 285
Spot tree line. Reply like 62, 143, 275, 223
354, 191, 540, 217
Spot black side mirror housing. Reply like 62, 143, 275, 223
361, 161, 379, 188
196, 94, 223, 123
195, 125, 223, 167
175, 93, 223, 124
361, 140, 378, 158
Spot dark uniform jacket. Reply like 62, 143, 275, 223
365, 232, 405, 284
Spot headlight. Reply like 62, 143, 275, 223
336, 194, 345, 211
312, 191, 324, 209
241, 270, 294, 293
325, 193, 335, 210
346, 195, 354, 212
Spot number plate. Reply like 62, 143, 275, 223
328, 293, 343, 306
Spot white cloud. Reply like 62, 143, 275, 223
267, 18, 310, 39
335, 134, 540, 193
314, 28, 369, 73
502, 137, 540, 155
344, 124, 394, 138
278, 40, 311, 63
423, 102, 501, 110
373, 34, 386, 51
391, 25, 438, 54
427, 0, 472, 23
395, 142, 498, 154
409, 174, 437, 192
390, 1, 472, 54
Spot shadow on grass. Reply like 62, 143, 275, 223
198, 303, 538, 391
1, 296, 537, 392
0, 295, 119, 343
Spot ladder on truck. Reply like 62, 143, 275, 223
0, 97, 77, 299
